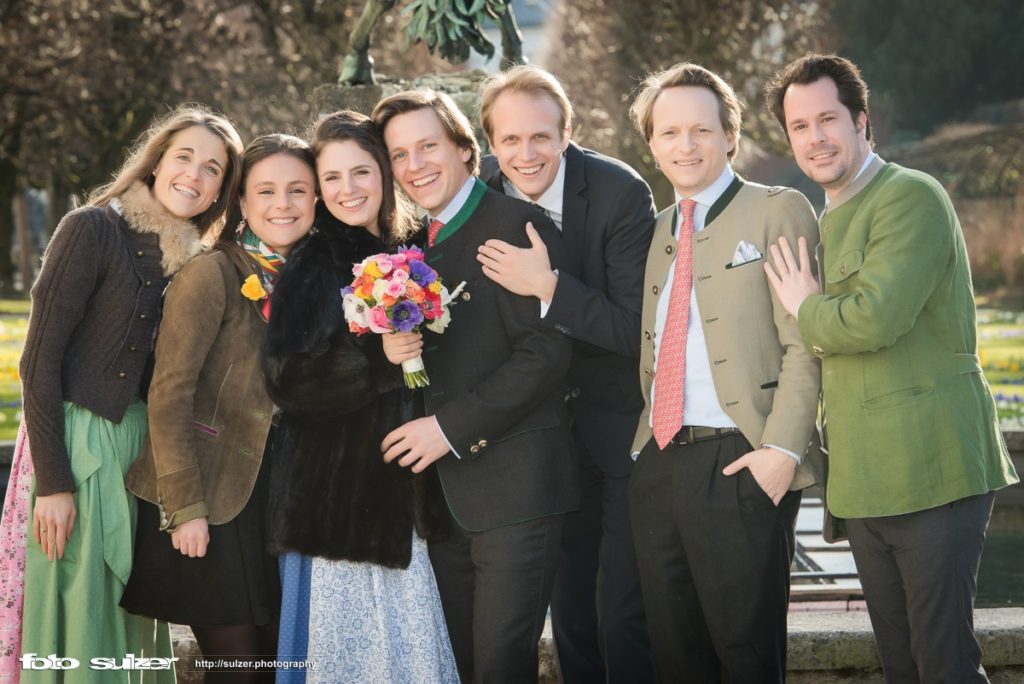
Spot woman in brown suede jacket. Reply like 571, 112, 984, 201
123, 134, 317, 679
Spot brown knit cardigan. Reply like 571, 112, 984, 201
21, 182, 207, 495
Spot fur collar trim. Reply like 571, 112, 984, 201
117, 181, 207, 276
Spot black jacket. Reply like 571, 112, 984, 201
481, 143, 656, 477
263, 220, 447, 568
423, 186, 578, 531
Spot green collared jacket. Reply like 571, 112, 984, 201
799, 158, 1018, 518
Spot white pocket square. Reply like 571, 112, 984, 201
731, 240, 763, 266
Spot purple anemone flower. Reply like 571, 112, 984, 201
390, 300, 425, 332
408, 259, 437, 286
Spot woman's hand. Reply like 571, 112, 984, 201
33, 492, 76, 560
171, 517, 210, 558
381, 331, 424, 365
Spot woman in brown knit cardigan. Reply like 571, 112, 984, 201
6, 105, 242, 681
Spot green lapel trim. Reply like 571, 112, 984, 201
433, 178, 487, 246
705, 174, 744, 226
670, 174, 744, 230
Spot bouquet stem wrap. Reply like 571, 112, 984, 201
401, 355, 430, 388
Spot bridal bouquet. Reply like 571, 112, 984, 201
341, 245, 463, 388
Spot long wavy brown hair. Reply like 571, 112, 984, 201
89, 104, 244, 235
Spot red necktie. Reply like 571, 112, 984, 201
652, 199, 697, 449
427, 219, 445, 247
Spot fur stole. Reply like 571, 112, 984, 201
264, 221, 449, 567
118, 181, 206, 276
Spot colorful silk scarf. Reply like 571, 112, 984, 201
238, 226, 286, 295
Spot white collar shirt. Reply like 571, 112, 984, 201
650, 165, 737, 431
502, 154, 566, 231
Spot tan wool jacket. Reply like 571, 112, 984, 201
127, 246, 275, 529
631, 177, 824, 490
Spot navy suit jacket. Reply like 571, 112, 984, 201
422, 186, 578, 531
481, 143, 656, 477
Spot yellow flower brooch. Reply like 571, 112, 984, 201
241, 274, 267, 301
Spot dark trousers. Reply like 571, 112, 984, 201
550, 432, 655, 683
846, 491, 994, 684
629, 433, 800, 683
428, 509, 564, 684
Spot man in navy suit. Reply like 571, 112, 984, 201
476, 66, 657, 683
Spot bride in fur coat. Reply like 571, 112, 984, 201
263, 110, 457, 683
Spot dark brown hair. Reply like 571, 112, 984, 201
311, 109, 416, 244
221, 133, 316, 244
629, 62, 743, 160
764, 54, 873, 141
371, 89, 480, 175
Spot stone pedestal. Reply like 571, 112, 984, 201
312, 70, 491, 147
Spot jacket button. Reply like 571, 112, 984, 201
840, 265, 847, 274
652, 285, 659, 295
128, 344, 137, 352
136, 250, 145, 257
469, 445, 480, 455
139, 313, 147, 320
665, 245, 674, 255
644, 330, 652, 340
144, 280, 152, 287
461, 292, 471, 302
812, 345, 825, 355
478, 439, 488, 448
118, 371, 127, 379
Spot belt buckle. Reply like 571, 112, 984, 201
670, 426, 695, 447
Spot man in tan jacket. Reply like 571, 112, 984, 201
627, 63, 821, 682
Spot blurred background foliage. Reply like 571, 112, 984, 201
2, 0, 1024, 295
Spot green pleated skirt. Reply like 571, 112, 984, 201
21, 401, 174, 683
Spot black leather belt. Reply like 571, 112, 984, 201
668, 426, 740, 447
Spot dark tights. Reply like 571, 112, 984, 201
190, 622, 279, 684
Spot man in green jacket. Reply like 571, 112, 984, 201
764, 54, 1018, 682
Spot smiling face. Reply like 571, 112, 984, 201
382, 107, 472, 216
239, 152, 316, 257
647, 86, 734, 198
488, 90, 570, 201
318, 140, 384, 237
151, 125, 229, 219
782, 76, 871, 200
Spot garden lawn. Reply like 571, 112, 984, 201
978, 310, 1024, 429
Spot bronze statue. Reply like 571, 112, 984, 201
340, 0, 525, 85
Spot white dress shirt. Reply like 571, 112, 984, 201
650, 166, 737, 430
502, 154, 566, 231
431, 174, 477, 225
